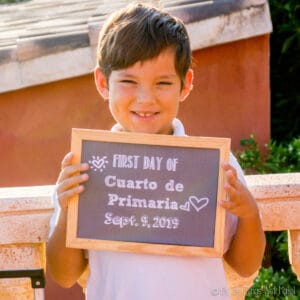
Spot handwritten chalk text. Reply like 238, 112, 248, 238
104, 212, 180, 229
107, 193, 179, 210
105, 175, 158, 190
111, 154, 179, 172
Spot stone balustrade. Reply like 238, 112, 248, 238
0, 173, 299, 299
0, 186, 53, 299
225, 173, 300, 299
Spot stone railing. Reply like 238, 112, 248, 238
0, 186, 53, 299
225, 173, 300, 299
0, 173, 299, 299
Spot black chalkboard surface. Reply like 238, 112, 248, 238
67, 129, 230, 257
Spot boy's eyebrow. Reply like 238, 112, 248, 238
115, 71, 136, 78
157, 74, 178, 79
116, 71, 178, 79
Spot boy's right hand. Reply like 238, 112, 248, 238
56, 152, 89, 209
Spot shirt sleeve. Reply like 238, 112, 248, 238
48, 186, 61, 238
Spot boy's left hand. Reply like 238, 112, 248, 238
220, 162, 266, 277
219, 162, 259, 220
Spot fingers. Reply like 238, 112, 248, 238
57, 161, 89, 185
61, 152, 73, 169
57, 171, 89, 209
220, 162, 259, 219
220, 162, 243, 211
56, 152, 89, 209
219, 197, 241, 212
56, 183, 86, 209
221, 162, 238, 189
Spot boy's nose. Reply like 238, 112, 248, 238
136, 87, 155, 104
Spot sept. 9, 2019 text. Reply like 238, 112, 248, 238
104, 212, 180, 229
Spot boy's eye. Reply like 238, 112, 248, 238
120, 80, 136, 84
157, 81, 172, 85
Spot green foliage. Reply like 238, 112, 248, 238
237, 135, 266, 174
269, 0, 300, 141
265, 138, 300, 173
264, 231, 289, 268
0, 0, 29, 4
246, 267, 300, 299
236, 134, 300, 174
237, 135, 300, 299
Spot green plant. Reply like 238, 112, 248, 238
237, 134, 267, 174
0, 0, 30, 4
236, 134, 300, 175
246, 267, 300, 299
237, 135, 300, 299
265, 138, 300, 173
264, 231, 289, 269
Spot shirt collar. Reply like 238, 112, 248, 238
111, 118, 186, 137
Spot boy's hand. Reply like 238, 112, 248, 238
219, 162, 259, 220
220, 162, 265, 277
56, 152, 89, 209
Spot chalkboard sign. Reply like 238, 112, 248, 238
67, 129, 230, 257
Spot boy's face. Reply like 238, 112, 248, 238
95, 47, 193, 135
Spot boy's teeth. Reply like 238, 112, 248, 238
137, 112, 152, 117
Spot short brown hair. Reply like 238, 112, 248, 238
97, 3, 191, 86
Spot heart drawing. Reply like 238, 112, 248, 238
88, 155, 109, 172
188, 196, 209, 212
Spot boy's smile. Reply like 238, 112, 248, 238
95, 47, 193, 135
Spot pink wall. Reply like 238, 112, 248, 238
0, 74, 114, 187
179, 35, 270, 149
0, 35, 270, 188
0, 35, 270, 298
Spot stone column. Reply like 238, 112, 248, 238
0, 186, 53, 299
288, 230, 300, 281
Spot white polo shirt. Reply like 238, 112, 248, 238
50, 119, 245, 299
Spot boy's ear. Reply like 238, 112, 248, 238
180, 68, 194, 102
94, 67, 109, 100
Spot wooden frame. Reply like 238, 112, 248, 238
67, 128, 230, 257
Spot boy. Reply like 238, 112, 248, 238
47, 3, 265, 299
